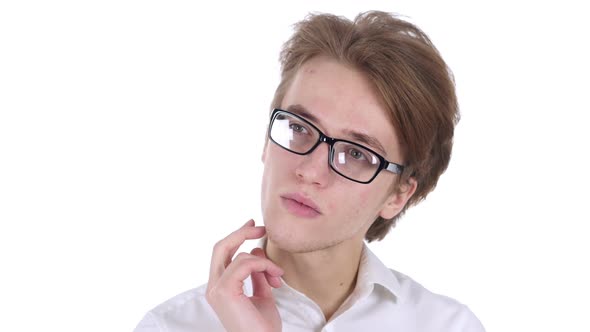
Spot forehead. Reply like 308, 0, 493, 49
280, 56, 402, 160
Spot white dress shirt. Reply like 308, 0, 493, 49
134, 245, 485, 332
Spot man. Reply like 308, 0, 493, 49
135, 11, 485, 332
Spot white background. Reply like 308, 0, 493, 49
1, 1, 589, 331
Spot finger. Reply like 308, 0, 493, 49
250, 249, 276, 298
251, 248, 283, 289
218, 254, 284, 296
209, 224, 265, 283
251, 270, 272, 298
266, 274, 283, 289
223, 227, 266, 269
208, 221, 265, 284
231, 252, 284, 277
225, 222, 263, 266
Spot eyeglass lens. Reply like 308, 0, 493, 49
270, 112, 381, 182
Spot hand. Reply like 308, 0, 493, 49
206, 220, 284, 332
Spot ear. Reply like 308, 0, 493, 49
378, 177, 417, 220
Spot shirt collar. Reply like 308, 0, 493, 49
257, 238, 403, 301
356, 244, 403, 301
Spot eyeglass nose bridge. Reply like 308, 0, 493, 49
318, 133, 336, 143
312, 132, 337, 152
298, 131, 337, 162
309, 132, 338, 165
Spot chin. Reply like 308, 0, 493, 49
264, 217, 344, 254
263, 216, 309, 252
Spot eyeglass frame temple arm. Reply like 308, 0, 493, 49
385, 162, 404, 175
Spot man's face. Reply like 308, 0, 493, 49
261, 56, 413, 253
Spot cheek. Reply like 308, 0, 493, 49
351, 188, 385, 221
261, 168, 268, 197
261, 145, 296, 192
329, 187, 373, 217
261, 147, 276, 203
356, 189, 373, 207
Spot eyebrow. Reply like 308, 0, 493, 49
343, 130, 387, 155
286, 104, 322, 125
285, 104, 388, 155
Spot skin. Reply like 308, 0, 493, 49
206, 56, 417, 332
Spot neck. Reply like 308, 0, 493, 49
265, 238, 364, 321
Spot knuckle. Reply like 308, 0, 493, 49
234, 252, 251, 261
206, 284, 230, 302
212, 240, 225, 253
205, 285, 218, 304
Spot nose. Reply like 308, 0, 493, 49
294, 141, 332, 187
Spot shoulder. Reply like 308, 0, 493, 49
391, 269, 486, 332
150, 285, 212, 318
133, 284, 225, 332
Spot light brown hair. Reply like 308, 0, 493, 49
271, 11, 459, 242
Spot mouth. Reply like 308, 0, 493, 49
280, 193, 321, 218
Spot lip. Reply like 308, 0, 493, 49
280, 193, 322, 218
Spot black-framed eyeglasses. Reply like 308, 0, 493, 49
267, 108, 404, 184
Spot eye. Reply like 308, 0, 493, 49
348, 148, 367, 160
289, 123, 309, 134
